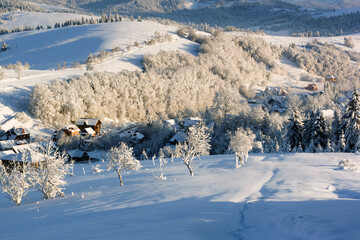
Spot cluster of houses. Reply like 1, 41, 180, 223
248, 75, 338, 114
0, 118, 104, 167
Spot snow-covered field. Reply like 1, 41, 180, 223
0, 153, 359, 239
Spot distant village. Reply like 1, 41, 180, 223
0, 75, 340, 167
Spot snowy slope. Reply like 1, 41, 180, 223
0, 20, 197, 70
0, 153, 359, 239
0, 19, 198, 136
0, 11, 96, 30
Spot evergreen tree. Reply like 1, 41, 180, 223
342, 88, 360, 152
285, 110, 303, 151
302, 111, 314, 150
1, 41, 7, 51
336, 130, 346, 152
310, 110, 328, 150
331, 110, 341, 147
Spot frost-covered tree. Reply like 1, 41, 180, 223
106, 143, 142, 186
229, 127, 255, 168
210, 87, 244, 122
152, 149, 167, 180
86, 53, 95, 71
344, 37, 355, 49
13, 61, 24, 80
342, 88, 360, 152
34, 145, 73, 199
1, 41, 7, 51
0, 157, 35, 205
285, 110, 303, 151
176, 122, 211, 176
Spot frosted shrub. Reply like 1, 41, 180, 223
229, 127, 255, 168
338, 158, 358, 171
92, 164, 104, 174
34, 145, 73, 199
106, 143, 142, 186
0, 159, 35, 205
15, 111, 30, 123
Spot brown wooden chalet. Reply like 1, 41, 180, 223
0, 127, 30, 142
325, 75, 338, 83
75, 118, 102, 134
305, 83, 318, 91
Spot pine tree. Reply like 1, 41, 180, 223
331, 110, 341, 147
285, 110, 303, 151
342, 88, 360, 152
302, 111, 314, 150
310, 110, 328, 150
336, 130, 346, 152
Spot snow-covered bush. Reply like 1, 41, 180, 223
106, 143, 142, 186
229, 127, 255, 168
92, 164, 104, 174
338, 158, 358, 171
34, 146, 73, 199
15, 111, 30, 123
344, 37, 355, 49
0, 158, 35, 205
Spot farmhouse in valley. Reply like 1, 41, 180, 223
76, 118, 102, 135
0, 126, 30, 142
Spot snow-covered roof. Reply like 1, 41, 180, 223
183, 117, 201, 127
67, 150, 87, 158
7, 126, 30, 136
63, 125, 80, 132
0, 150, 15, 158
170, 132, 188, 143
76, 118, 101, 126
0, 140, 18, 150
84, 127, 96, 136
12, 141, 54, 154
0, 151, 46, 163
165, 119, 176, 126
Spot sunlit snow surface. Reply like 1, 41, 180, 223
0, 153, 360, 239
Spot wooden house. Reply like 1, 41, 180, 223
61, 125, 80, 137
1, 126, 30, 142
305, 83, 318, 91
0, 150, 46, 169
76, 118, 102, 134
67, 150, 90, 161
325, 75, 338, 83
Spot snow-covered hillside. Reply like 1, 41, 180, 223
0, 11, 95, 29
0, 20, 198, 70
0, 153, 359, 239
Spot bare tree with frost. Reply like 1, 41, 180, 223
229, 127, 255, 168
152, 149, 167, 180
34, 144, 73, 199
106, 143, 142, 186
0, 156, 35, 205
13, 61, 24, 80
176, 122, 211, 176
